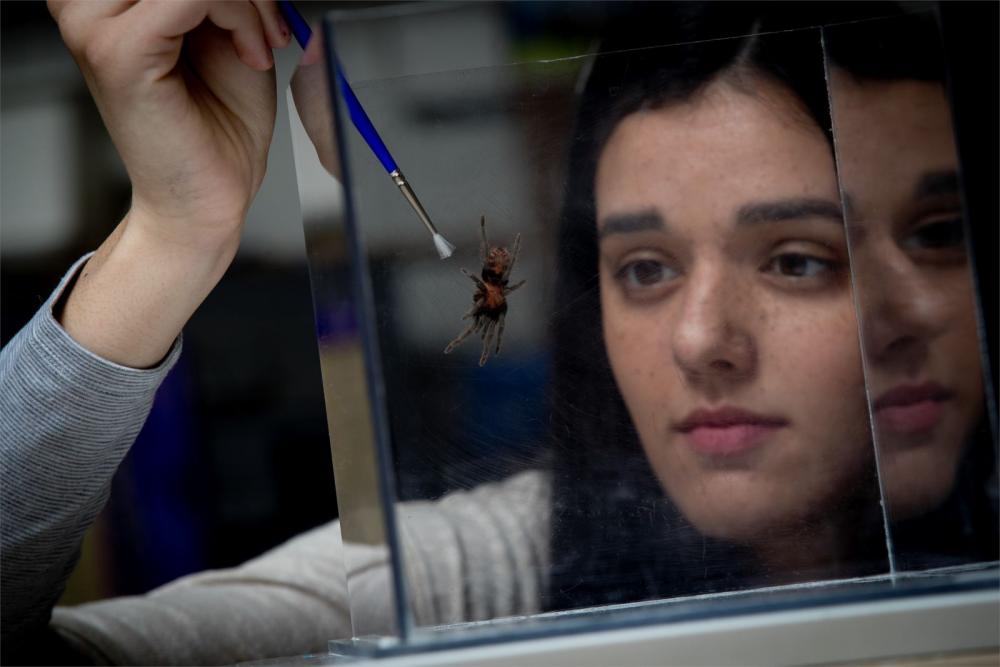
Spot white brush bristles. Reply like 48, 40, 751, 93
433, 233, 456, 260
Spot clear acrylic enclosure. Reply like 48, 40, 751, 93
822, 12, 999, 574
286, 1, 998, 657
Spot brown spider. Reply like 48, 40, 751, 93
444, 216, 525, 366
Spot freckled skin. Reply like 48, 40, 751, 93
596, 79, 875, 559
828, 71, 984, 521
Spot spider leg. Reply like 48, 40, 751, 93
461, 267, 486, 289
480, 215, 489, 262
504, 279, 526, 295
495, 312, 506, 356
461, 302, 480, 320
501, 233, 521, 281
479, 321, 497, 366
444, 321, 479, 354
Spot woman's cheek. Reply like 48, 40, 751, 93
604, 306, 669, 428
785, 301, 862, 384
779, 307, 870, 452
605, 313, 647, 391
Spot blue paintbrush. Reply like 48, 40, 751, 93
278, 0, 455, 259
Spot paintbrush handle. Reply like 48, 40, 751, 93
335, 69, 399, 173
278, 1, 454, 258
278, 0, 399, 173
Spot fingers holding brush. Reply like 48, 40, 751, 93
48, 1, 293, 369
50, 0, 289, 236
252, 0, 293, 52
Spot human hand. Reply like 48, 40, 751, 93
50, 0, 291, 250
290, 29, 342, 178
48, 0, 291, 368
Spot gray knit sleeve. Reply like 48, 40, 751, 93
1, 254, 182, 643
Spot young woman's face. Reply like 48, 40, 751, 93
596, 78, 874, 543
828, 71, 984, 522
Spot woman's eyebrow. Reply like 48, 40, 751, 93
914, 169, 959, 199
598, 210, 665, 239
736, 198, 844, 225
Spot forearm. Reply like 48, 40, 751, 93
60, 210, 240, 369
0, 257, 181, 643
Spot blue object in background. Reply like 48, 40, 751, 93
109, 355, 206, 594
458, 353, 550, 461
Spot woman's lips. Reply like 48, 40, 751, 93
674, 407, 789, 456
873, 382, 952, 435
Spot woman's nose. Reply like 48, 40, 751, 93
857, 250, 948, 368
671, 271, 756, 385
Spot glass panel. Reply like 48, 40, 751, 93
823, 12, 999, 572
310, 2, 895, 645
288, 33, 405, 640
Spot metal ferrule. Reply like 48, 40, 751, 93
389, 169, 437, 237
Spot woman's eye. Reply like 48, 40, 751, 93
902, 218, 965, 251
616, 259, 678, 289
766, 253, 834, 279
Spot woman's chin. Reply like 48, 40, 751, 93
881, 450, 961, 522
671, 489, 817, 544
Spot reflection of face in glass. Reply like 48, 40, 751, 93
595, 77, 873, 558
829, 70, 985, 522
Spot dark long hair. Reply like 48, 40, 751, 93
540, 2, 974, 612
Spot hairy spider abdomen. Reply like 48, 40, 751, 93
481, 284, 508, 313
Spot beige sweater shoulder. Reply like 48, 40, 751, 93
51, 470, 551, 665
